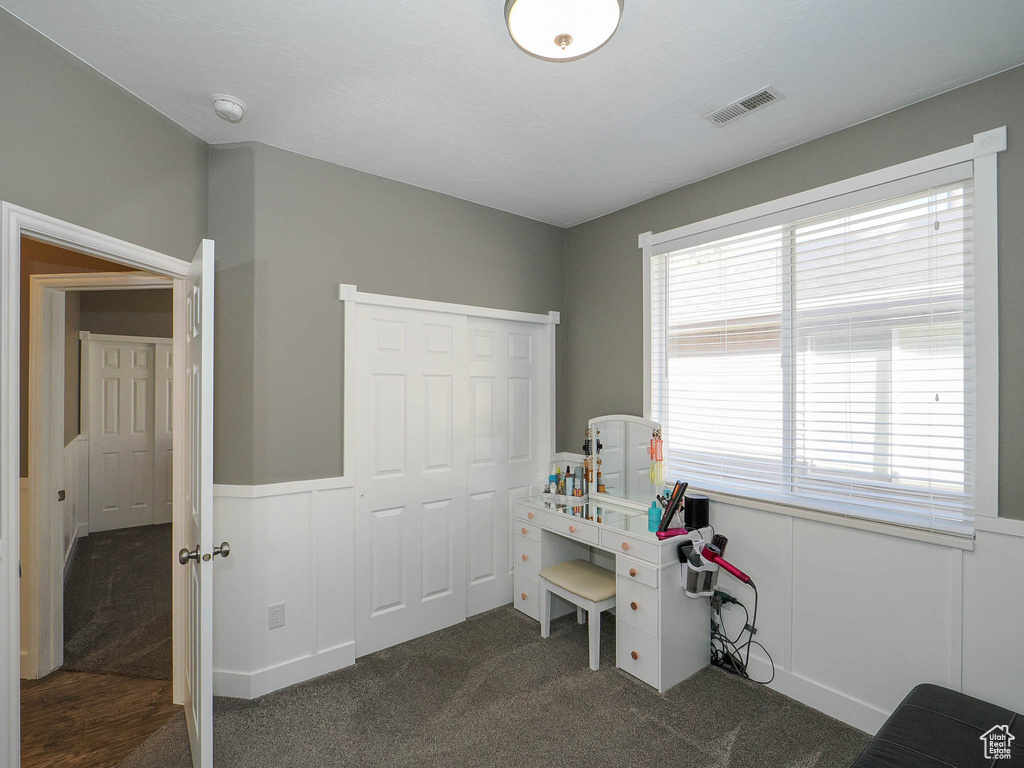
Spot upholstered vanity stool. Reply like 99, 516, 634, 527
538, 559, 617, 671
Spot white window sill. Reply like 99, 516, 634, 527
692, 486, 977, 551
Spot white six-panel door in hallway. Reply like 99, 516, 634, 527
352, 296, 553, 656
86, 337, 173, 532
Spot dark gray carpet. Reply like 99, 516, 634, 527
118, 605, 869, 767
63, 523, 173, 680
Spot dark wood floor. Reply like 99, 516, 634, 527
21, 670, 181, 768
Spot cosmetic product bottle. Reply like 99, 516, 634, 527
648, 501, 661, 532
565, 473, 574, 497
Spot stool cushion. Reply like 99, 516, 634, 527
538, 559, 616, 603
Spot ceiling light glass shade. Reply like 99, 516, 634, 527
504, 0, 624, 62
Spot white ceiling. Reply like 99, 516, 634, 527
4, 0, 1023, 227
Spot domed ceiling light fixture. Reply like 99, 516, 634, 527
504, 0, 624, 62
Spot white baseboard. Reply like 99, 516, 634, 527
213, 641, 356, 700
20, 650, 32, 680
746, 656, 889, 735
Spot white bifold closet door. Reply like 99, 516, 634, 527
355, 303, 551, 656
465, 318, 550, 616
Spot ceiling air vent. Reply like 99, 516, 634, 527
703, 86, 784, 126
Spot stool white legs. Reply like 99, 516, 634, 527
540, 582, 551, 639
538, 577, 615, 671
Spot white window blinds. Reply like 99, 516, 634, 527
651, 168, 976, 536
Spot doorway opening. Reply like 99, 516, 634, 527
18, 239, 182, 766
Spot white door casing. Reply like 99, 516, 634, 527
465, 317, 551, 616
87, 340, 156, 532
355, 305, 469, 656
182, 240, 214, 768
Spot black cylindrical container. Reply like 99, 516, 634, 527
683, 494, 710, 530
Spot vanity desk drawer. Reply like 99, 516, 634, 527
601, 530, 660, 565
514, 573, 539, 621
547, 515, 599, 545
514, 536, 540, 580
616, 557, 658, 589
516, 522, 541, 542
617, 622, 660, 690
515, 505, 542, 524
616, 576, 659, 637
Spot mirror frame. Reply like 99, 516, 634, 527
587, 413, 662, 511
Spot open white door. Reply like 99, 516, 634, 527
179, 240, 215, 768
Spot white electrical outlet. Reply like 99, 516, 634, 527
268, 602, 285, 630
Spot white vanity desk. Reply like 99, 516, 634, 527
513, 494, 710, 693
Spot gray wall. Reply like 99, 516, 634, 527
561, 65, 1024, 520
0, 11, 207, 263
207, 142, 567, 485
79, 289, 173, 338
3, 9, 207, 479
208, 145, 257, 485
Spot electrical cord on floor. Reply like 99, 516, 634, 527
709, 581, 775, 685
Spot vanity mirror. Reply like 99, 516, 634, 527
587, 414, 663, 510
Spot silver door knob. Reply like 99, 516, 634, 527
178, 546, 200, 565
213, 542, 231, 559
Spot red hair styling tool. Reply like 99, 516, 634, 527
700, 544, 750, 584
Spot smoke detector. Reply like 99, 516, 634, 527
212, 95, 246, 124
703, 86, 784, 126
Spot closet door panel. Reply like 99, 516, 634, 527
466, 318, 551, 616
355, 306, 468, 657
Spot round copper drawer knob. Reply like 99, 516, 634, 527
528, 512, 535, 519
621, 542, 631, 552
630, 602, 638, 611
522, 554, 529, 561
521, 593, 527, 600
629, 568, 637, 578
521, 527, 528, 535
569, 525, 577, 533
631, 651, 639, 661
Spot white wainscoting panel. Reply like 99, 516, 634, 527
211, 482, 355, 699
705, 499, 1024, 734
962, 530, 1024, 710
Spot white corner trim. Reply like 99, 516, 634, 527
973, 126, 1007, 157
337, 283, 558, 325
638, 231, 653, 250
706, 489, 976, 551
213, 641, 356, 700
212, 476, 356, 499
642, 135, 1002, 251
84, 333, 172, 345
3, 204, 189, 278
974, 516, 1024, 539
548, 311, 560, 325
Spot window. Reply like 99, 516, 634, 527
650, 171, 977, 536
